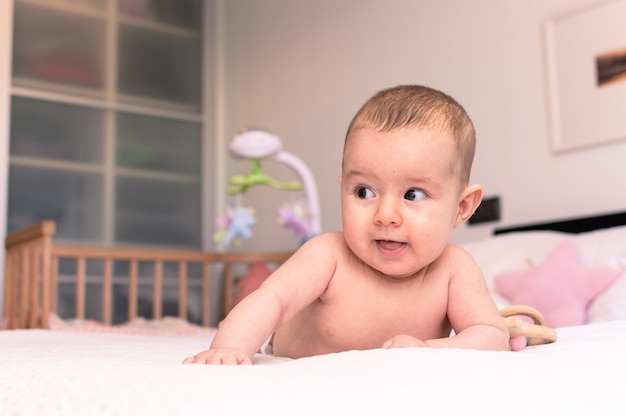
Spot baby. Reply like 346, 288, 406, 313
184, 85, 510, 365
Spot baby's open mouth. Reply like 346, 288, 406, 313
376, 240, 406, 255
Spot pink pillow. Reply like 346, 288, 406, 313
494, 239, 621, 328
231, 262, 272, 308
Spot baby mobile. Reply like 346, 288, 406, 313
214, 129, 321, 248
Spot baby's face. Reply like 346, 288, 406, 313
340, 127, 463, 278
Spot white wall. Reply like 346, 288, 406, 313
216, 0, 626, 251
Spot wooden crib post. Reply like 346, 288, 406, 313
3, 244, 19, 329
128, 260, 138, 321
202, 260, 212, 327
39, 222, 54, 329
103, 259, 113, 325
3, 221, 56, 329
153, 261, 163, 320
2, 244, 14, 328
27, 241, 40, 329
76, 258, 86, 321
50, 256, 59, 317
178, 261, 188, 320
19, 245, 30, 328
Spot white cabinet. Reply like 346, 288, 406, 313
7, 0, 213, 249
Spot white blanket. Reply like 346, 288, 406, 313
2, 321, 626, 415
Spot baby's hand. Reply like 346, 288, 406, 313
182, 348, 252, 365
382, 334, 427, 349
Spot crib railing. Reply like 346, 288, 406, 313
3, 221, 292, 330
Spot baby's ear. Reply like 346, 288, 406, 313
454, 184, 483, 227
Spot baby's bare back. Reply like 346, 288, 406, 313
271, 254, 453, 359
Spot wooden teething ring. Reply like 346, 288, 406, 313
500, 305, 557, 346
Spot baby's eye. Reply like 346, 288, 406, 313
356, 187, 375, 199
404, 188, 426, 201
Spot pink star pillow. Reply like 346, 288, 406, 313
494, 239, 621, 328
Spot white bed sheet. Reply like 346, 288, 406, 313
2, 321, 626, 415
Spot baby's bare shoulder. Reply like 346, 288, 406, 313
298, 232, 349, 256
428, 244, 482, 278
284, 232, 351, 276
438, 243, 478, 264
306, 231, 345, 245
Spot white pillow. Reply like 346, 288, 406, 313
576, 225, 626, 323
589, 272, 626, 323
461, 225, 626, 323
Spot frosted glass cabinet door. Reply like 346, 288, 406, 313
8, 0, 208, 249
8, 96, 105, 242
12, 1, 106, 96
115, 178, 201, 247
116, 0, 203, 112
116, 112, 201, 174
116, 111, 202, 247
117, 0, 202, 29
117, 27, 202, 111
8, 166, 104, 242
10, 97, 104, 163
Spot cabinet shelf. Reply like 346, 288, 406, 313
115, 167, 199, 183
10, 156, 105, 174
116, 93, 200, 115
17, 0, 107, 18
9, 157, 201, 184
12, 84, 203, 124
18, 0, 202, 37
118, 15, 201, 38
12, 77, 105, 102
117, 0, 202, 34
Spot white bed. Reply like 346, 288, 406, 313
2, 322, 626, 415
2, 214, 626, 415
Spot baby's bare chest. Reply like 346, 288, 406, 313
306, 273, 451, 346
321, 291, 446, 338
273, 263, 455, 357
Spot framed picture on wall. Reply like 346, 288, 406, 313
545, 0, 626, 153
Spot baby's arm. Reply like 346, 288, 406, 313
430, 246, 509, 350
182, 288, 282, 364
383, 246, 508, 351
183, 233, 339, 365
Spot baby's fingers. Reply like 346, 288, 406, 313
182, 351, 215, 364
183, 349, 251, 365
217, 353, 252, 365
182, 355, 198, 364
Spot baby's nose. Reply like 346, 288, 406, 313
374, 198, 401, 225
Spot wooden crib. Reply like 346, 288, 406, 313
3, 221, 292, 330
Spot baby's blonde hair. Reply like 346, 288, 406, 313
344, 85, 476, 186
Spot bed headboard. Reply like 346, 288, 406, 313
494, 211, 626, 235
